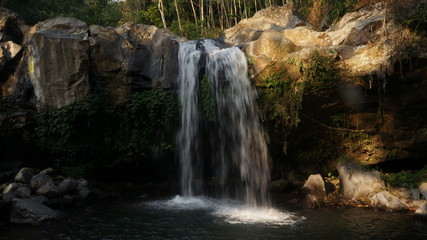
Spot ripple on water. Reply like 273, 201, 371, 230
143, 195, 304, 226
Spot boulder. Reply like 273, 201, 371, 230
2, 192, 15, 202
410, 188, 421, 200
371, 191, 409, 211
415, 203, 427, 216
2, 182, 21, 194
30, 173, 53, 190
10, 199, 59, 224
337, 162, 385, 200
58, 178, 78, 194
301, 174, 326, 208
89, 23, 184, 103
39, 168, 55, 175
3, 17, 90, 109
15, 186, 31, 198
282, 26, 332, 47
419, 182, 427, 199
36, 181, 60, 198
14, 167, 34, 184
223, 4, 306, 45
30, 195, 49, 205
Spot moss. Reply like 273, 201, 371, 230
382, 168, 427, 188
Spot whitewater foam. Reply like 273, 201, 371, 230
144, 196, 303, 226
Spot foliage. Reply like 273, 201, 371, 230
300, 50, 339, 95
30, 84, 179, 178
382, 168, 427, 188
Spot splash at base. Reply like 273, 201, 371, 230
145, 196, 303, 226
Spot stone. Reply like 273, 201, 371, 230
15, 186, 31, 198
36, 181, 60, 198
371, 191, 409, 211
270, 179, 289, 192
58, 178, 78, 194
282, 26, 332, 47
0, 40, 22, 70
223, 4, 307, 45
411, 188, 421, 200
419, 182, 427, 199
3, 17, 90, 109
14, 167, 34, 184
10, 199, 59, 224
414, 203, 427, 216
2, 192, 15, 202
30, 173, 53, 190
2, 183, 21, 194
337, 162, 385, 200
39, 168, 55, 175
77, 179, 89, 189
89, 23, 184, 103
301, 174, 326, 208
30, 195, 49, 205
0, 8, 23, 44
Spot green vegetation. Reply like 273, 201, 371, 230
382, 168, 427, 188
29, 83, 178, 179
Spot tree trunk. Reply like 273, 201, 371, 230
158, 0, 167, 28
190, 0, 199, 31
174, 0, 183, 32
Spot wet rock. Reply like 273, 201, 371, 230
301, 174, 326, 208
419, 182, 427, 199
337, 162, 385, 200
36, 181, 60, 198
30, 173, 53, 190
14, 168, 34, 184
58, 178, 78, 194
15, 186, 31, 198
270, 179, 289, 192
371, 191, 409, 211
415, 203, 427, 216
10, 199, 59, 224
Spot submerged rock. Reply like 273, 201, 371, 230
10, 199, 59, 224
337, 162, 385, 200
371, 191, 409, 211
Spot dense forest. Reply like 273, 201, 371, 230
1, 0, 426, 39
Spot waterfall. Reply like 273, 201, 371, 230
177, 39, 270, 207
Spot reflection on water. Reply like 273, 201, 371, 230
0, 195, 426, 240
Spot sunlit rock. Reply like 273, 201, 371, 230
14, 167, 34, 184
420, 182, 427, 200
337, 162, 385, 200
301, 174, 326, 208
371, 191, 409, 211
223, 4, 306, 45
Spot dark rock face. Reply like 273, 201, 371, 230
14, 167, 34, 184
89, 23, 184, 103
30, 173, 53, 190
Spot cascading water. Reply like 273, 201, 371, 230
177, 39, 270, 207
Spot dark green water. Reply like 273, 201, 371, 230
1, 195, 426, 240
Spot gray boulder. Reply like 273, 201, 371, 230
2, 192, 15, 202
36, 181, 60, 198
30, 173, 53, 190
30, 195, 49, 205
337, 162, 385, 200
14, 168, 34, 184
58, 178, 78, 194
371, 191, 409, 211
39, 168, 55, 175
411, 188, 421, 200
10, 199, 59, 224
419, 182, 427, 199
302, 174, 326, 208
15, 186, 31, 198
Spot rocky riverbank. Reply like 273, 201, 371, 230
0, 167, 90, 224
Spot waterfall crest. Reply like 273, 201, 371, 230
177, 39, 270, 207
